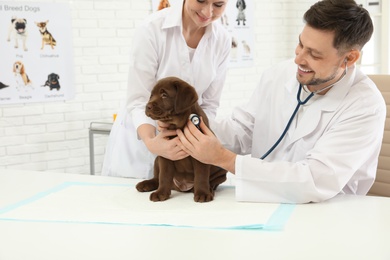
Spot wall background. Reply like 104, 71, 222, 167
0, 0, 315, 174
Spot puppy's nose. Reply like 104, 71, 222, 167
146, 103, 154, 110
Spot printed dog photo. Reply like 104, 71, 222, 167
13, 61, 32, 91
157, 0, 170, 11
242, 40, 251, 54
0, 81, 9, 90
136, 77, 227, 202
42, 73, 61, 91
35, 20, 57, 50
236, 0, 246, 26
7, 16, 28, 51
221, 13, 229, 27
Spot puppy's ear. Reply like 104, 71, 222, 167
20, 64, 24, 74
173, 80, 198, 114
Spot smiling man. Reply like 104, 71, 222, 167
177, 0, 387, 203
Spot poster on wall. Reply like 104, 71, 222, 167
151, 0, 254, 68
0, 2, 75, 105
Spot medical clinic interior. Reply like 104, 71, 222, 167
0, 0, 390, 259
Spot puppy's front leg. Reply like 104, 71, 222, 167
136, 157, 160, 192
150, 157, 174, 202
193, 163, 213, 202
7, 23, 13, 42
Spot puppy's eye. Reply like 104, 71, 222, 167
161, 93, 168, 99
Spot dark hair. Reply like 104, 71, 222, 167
303, 0, 373, 52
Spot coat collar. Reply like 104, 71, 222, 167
285, 64, 357, 144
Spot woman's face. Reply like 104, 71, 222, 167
183, 0, 228, 27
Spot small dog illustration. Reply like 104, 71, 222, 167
7, 17, 28, 51
35, 20, 56, 50
231, 37, 238, 59
236, 0, 246, 26
221, 13, 229, 27
157, 0, 170, 11
0, 82, 9, 90
13, 61, 32, 90
42, 73, 60, 91
242, 40, 251, 54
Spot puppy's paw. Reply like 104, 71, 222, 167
150, 191, 170, 202
136, 179, 158, 192
194, 191, 214, 203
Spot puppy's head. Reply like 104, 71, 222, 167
14, 18, 27, 34
48, 73, 59, 84
13, 61, 24, 74
145, 77, 198, 129
35, 21, 48, 31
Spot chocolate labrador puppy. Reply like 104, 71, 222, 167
136, 77, 227, 202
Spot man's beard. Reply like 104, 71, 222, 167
301, 66, 339, 86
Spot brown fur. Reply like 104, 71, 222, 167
136, 77, 227, 202
13, 61, 30, 85
157, 0, 170, 11
35, 20, 56, 50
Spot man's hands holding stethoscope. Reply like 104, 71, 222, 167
156, 115, 220, 164
175, 116, 226, 166
156, 116, 235, 172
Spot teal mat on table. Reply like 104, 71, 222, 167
0, 182, 295, 231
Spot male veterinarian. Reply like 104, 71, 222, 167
177, 0, 386, 203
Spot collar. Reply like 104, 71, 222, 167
285, 63, 357, 112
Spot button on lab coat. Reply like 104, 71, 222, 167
102, 2, 231, 178
212, 59, 386, 203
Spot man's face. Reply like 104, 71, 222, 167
294, 25, 347, 92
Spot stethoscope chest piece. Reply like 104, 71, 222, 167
189, 114, 201, 131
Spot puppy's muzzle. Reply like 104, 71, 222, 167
15, 22, 26, 33
145, 102, 171, 120
146, 102, 161, 117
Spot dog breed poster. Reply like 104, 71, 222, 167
151, 0, 254, 68
0, 2, 74, 105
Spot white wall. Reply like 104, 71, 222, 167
0, 0, 316, 174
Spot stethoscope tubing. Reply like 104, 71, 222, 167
260, 85, 313, 159
260, 64, 348, 160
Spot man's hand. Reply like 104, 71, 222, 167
176, 118, 236, 173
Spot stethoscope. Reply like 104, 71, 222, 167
260, 60, 348, 160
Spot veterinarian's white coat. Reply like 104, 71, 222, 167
212, 59, 386, 203
102, 1, 231, 178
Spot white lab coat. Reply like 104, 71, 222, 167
102, 2, 231, 178
212, 59, 386, 203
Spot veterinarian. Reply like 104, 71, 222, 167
102, 0, 231, 178
176, 0, 387, 203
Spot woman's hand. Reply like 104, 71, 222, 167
138, 124, 189, 161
